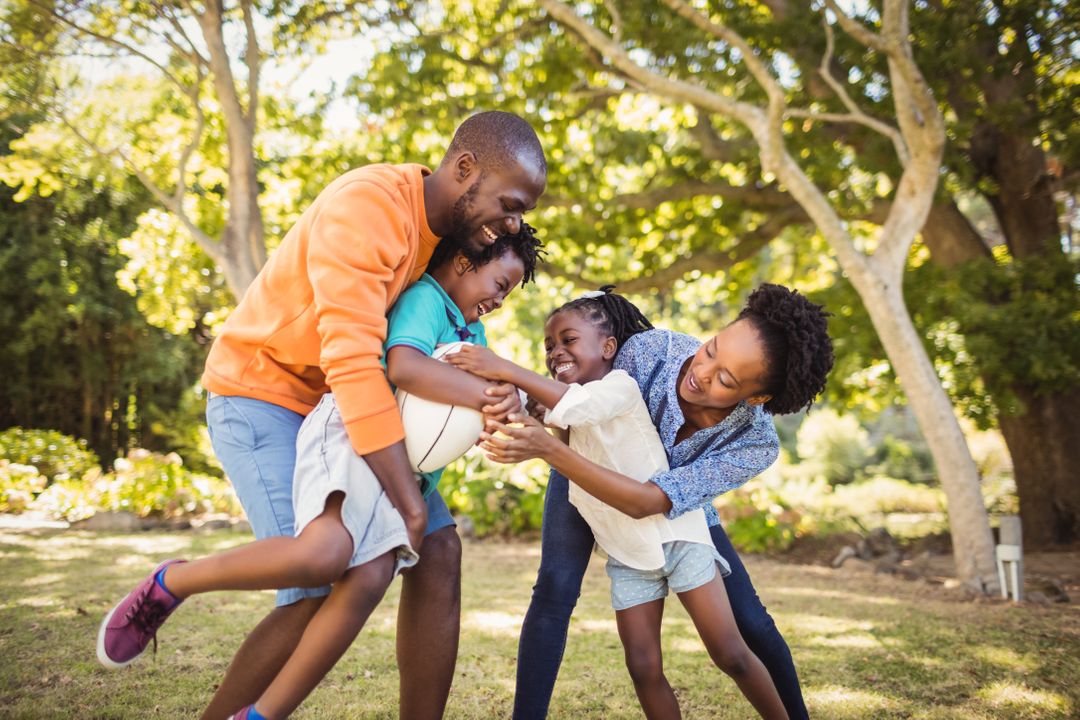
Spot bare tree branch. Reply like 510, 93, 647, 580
789, 18, 910, 165
241, 0, 260, 132
542, 178, 797, 212
541, 209, 802, 293
822, 0, 890, 54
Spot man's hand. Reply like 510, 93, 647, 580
362, 441, 428, 554
445, 344, 515, 382
480, 413, 558, 464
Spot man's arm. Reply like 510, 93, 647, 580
362, 441, 428, 550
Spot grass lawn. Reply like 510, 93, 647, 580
1, 526, 1077, 719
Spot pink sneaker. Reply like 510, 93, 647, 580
96, 559, 186, 668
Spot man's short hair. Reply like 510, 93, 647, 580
442, 111, 546, 174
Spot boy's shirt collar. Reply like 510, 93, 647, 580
418, 273, 482, 342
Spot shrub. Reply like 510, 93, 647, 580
31, 448, 241, 522
0, 428, 100, 484
0, 461, 48, 513
715, 482, 802, 553
441, 452, 546, 537
795, 409, 871, 485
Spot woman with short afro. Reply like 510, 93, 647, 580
482, 283, 833, 720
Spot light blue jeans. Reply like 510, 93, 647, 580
206, 393, 454, 607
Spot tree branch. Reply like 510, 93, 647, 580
241, 0, 260, 132
542, 178, 797, 212
541, 209, 802, 293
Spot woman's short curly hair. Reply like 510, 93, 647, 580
737, 284, 834, 415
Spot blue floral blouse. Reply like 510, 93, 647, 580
613, 328, 780, 527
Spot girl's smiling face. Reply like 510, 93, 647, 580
446, 251, 525, 323
679, 319, 772, 412
544, 309, 617, 385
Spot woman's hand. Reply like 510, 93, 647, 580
445, 344, 515, 382
480, 413, 559, 464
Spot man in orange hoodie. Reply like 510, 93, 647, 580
194, 111, 546, 719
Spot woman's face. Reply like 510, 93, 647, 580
678, 319, 771, 412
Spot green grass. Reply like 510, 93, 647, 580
0, 527, 1077, 719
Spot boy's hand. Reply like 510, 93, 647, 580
525, 394, 549, 423
480, 413, 557, 464
445, 344, 513, 381
482, 382, 523, 426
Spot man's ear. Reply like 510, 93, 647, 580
601, 336, 618, 361
746, 394, 772, 407
453, 151, 477, 183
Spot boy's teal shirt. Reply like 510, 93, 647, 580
384, 273, 488, 496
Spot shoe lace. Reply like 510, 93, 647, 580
124, 583, 172, 656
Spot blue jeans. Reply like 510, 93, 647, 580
206, 393, 455, 607
513, 470, 809, 720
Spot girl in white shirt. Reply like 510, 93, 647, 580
447, 288, 787, 720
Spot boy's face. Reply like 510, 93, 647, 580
450, 251, 525, 324
679, 319, 772, 411
445, 156, 546, 254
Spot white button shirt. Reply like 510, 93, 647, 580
545, 370, 715, 570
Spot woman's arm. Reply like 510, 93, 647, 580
481, 414, 672, 519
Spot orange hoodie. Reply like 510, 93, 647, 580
202, 163, 440, 455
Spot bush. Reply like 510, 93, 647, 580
441, 453, 546, 537
0, 428, 100, 484
794, 409, 871, 485
0, 461, 48, 513
31, 448, 241, 522
715, 482, 802, 553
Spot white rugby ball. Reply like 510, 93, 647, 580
395, 341, 485, 473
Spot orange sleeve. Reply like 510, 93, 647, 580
307, 178, 410, 455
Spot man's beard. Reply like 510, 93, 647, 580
443, 175, 485, 260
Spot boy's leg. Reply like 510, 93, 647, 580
615, 600, 679, 720
164, 493, 354, 598
678, 576, 788, 720
397, 490, 461, 720
709, 525, 807, 719
98, 495, 353, 669
252, 552, 398, 719
513, 470, 596, 720
199, 395, 330, 720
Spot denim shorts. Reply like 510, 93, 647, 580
606, 540, 730, 611
206, 393, 455, 607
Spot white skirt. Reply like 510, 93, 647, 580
293, 394, 419, 576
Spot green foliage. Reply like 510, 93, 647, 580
31, 448, 239, 522
0, 427, 99, 483
715, 483, 801, 553
440, 453, 546, 538
794, 408, 872, 485
0, 460, 47, 512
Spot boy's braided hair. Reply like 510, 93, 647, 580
428, 222, 545, 286
737, 283, 834, 415
549, 285, 653, 350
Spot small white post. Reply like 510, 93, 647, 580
995, 515, 1023, 601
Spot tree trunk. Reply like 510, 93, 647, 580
996, 382, 1080, 546
848, 270, 1000, 592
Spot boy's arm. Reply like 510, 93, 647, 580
387, 345, 505, 411
481, 414, 671, 519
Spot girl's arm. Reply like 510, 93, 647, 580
445, 345, 569, 411
481, 414, 672, 519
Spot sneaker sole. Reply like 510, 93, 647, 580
96, 600, 141, 669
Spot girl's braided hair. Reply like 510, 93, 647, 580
549, 285, 653, 350
737, 284, 834, 415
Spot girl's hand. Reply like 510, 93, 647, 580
445, 345, 514, 382
480, 413, 557, 464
